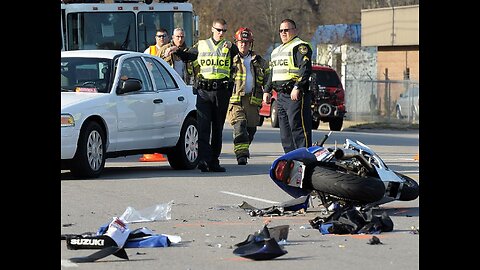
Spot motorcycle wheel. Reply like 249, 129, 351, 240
394, 172, 419, 201
307, 165, 386, 203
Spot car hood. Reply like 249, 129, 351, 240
61, 92, 106, 108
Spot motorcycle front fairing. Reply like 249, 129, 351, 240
347, 139, 404, 184
269, 147, 323, 198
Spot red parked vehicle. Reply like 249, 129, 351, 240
259, 65, 346, 131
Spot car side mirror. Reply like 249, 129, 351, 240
117, 78, 142, 94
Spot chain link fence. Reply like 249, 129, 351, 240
344, 79, 419, 124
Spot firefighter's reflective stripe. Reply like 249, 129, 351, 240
197, 39, 231, 79
264, 66, 271, 79
256, 75, 264, 84
230, 92, 262, 106
234, 143, 249, 153
229, 94, 262, 106
270, 37, 312, 82
234, 73, 246, 81
249, 96, 262, 106
230, 95, 241, 104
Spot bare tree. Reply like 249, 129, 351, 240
188, 0, 361, 56
260, 0, 279, 46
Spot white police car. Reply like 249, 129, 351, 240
61, 50, 198, 178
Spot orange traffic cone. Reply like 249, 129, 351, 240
139, 153, 167, 162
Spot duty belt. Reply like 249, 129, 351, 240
197, 79, 229, 91
274, 81, 295, 94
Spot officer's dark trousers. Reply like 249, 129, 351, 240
277, 91, 313, 153
196, 87, 230, 166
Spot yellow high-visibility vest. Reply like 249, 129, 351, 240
197, 39, 231, 80
270, 37, 312, 82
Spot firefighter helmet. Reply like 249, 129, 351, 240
234, 27, 254, 43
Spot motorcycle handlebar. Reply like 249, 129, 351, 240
315, 131, 332, 147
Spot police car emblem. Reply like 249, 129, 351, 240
299, 45, 308, 55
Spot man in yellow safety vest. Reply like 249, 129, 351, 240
263, 19, 313, 153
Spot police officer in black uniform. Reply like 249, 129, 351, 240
263, 19, 313, 153
173, 18, 239, 172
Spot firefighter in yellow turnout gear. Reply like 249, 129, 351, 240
227, 28, 268, 165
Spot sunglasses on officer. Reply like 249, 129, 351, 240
279, 28, 294, 33
213, 27, 227, 33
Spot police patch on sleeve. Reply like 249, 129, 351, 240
298, 45, 308, 55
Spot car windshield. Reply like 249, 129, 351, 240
312, 70, 341, 87
61, 57, 113, 93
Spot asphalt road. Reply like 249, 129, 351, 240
61, 124, 419, 269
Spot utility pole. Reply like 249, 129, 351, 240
390, 0, 396, 45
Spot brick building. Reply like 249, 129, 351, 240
361, 3, 419, 82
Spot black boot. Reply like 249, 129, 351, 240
237, 156, 248, 165
197, 160, 209, 172
208, 161, 226, 172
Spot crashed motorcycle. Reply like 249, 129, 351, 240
269, 132, 419, 210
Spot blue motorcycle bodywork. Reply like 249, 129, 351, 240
269, 146, 324, 198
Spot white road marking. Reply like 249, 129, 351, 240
60, 259, 78, 267
396, 170, 419, 174
383, 158, 418, 162
220, 191, 279, 204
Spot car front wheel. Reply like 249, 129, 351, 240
411, 106, 418, 122
70, 121, 106, 178
396, 106, 403, 119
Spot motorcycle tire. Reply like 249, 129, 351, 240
307, 165, 386, 203
394, 172, 419, 201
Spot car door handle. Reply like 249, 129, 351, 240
153, 99, 163, 104
178, 96, 185, 101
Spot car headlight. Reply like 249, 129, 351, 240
61, 114, 75, 127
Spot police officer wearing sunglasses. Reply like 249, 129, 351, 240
263, 19, 313, 154
173, 18, 239, 172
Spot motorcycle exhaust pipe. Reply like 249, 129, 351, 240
334, 149, 374, 172
334, 148, 357, 159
